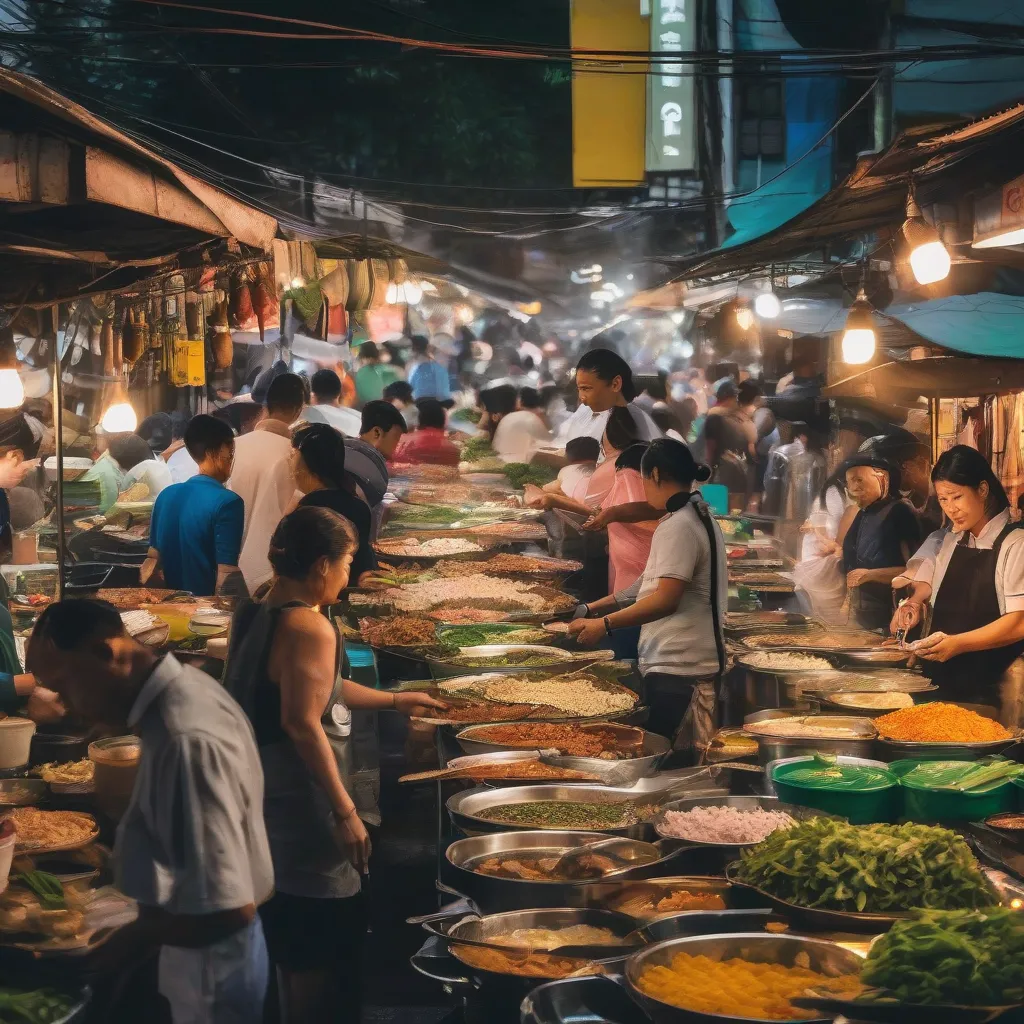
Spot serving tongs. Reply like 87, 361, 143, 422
584, 759, 763, 790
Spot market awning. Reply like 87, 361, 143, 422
0, 68, 279, 305
823, 356, 1024, 401
878, 292, 1024, 359
665, 103, 1024, 283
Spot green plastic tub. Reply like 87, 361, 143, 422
770, 755, 900, 824
891, 759, 1018, 823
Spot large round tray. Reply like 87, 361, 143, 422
875, 734, 1020, 762
792, 992, 1022, 1024
427, 644, 581, 679
624, 932, 863, 1024
651, 794, 826, 848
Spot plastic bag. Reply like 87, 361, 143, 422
792, 551, 847, 622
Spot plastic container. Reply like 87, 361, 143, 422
89, 736, 141, 822
891, 759, 1018, 823
0, 717, 36, 770
770, 755, 899, 824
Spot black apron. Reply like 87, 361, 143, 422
842, 498, 904, 631
926, 522, 1024, 694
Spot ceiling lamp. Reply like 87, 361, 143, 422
904, 195, 950, 285
0, 326, 24, 410
754, 291, 781, 319
100, 381, 137, 433
735, 306, 755, 331
841, 288, 876, 364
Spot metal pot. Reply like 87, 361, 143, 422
442, 831, 687, 913
522, 976, 650, 1024
624, 932, 863, 1024
447, 775, 728, 839
743, 710, 877, 765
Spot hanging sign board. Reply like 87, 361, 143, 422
646, 0, 696, 173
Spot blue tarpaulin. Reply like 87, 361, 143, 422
881, 292, 1024, 359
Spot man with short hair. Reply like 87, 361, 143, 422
345, 401, 406, 540
143, 415, 245, 598
27, 599, 272, 1023
492, 387, 551, 463
393, 399, 459, 466
407, 336, 451, 402
300, 368, 363, 436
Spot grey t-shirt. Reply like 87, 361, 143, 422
632, 502, 727, 677
117, 655, 274, 915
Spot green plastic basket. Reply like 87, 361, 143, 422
891, 759, 1018, 823
770, 757, 900, 824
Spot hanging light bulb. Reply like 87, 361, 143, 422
385, 282, 399, 304
841, 288, 876, 364
904, 194, 950, 285
0, 326, 24, 410
100, 381, 137, 433
403, 280, 423, 305
735, 306, 755, 332
754, 291, 781, 319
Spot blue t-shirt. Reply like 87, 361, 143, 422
408, 359, 451, 401
150, 475, 244, 597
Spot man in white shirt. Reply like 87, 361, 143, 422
299, 368, 363, 436
492, 386, 552, 463
28, 599, 273, 1023
230, 373, 304, 592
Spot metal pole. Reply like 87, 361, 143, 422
51, 305, 66, 601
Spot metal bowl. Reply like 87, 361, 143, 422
651, 794, 827, 848
595, 875, 737, 921
875, 735, 1020, 762
442, 830, 685, 913
429, 906, 641, 961
428, 644, 579, 679
743, 709, 877, 765
522, 976, 649, 1024
447, 783, 655, 838
0, 778, 46, 806
624, 932, 864, 1024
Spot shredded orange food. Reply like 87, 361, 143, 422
875, 702, 1011, 743
636, 953, 862, 1020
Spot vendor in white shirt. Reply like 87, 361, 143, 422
892, 445, 1024, 727
555, 349, 663, 446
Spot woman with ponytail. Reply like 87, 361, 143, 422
568, 439, 727, 760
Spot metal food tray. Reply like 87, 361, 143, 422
875, 732, 1022, 761
426, 644, 580, 679
734, 652, 840, 676
625, 933, 863, 1024
743, 710, 877, 739
651, 794, 829, 848
792, 992, 1021, 1024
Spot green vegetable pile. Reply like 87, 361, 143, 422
17, 871, 65, 910
437, 624, 549, 647
390, 504, 467, 525
451, 651, 561, 668
483, 800, 636, 829
861, 908, 1024, 1006
502, 462, 556, 488
460, 437, 497, 463
735, 819, 995, 913
0, 987, 74, 1024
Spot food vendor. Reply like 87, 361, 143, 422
892, 445, 1024, 726
568, 439, 726, 761
841, 453, 921, 630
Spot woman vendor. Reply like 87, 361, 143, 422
841, 453, 921, 630
568, 439, 726, 761
892, 445, 1024, 726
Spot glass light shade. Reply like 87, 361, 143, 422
0, 369, 24, 409
754, 292, 781, 318
100, 400, 137, 433
735, 307, 755, 331
909, 240, 951, 285
842, 328, 876, 364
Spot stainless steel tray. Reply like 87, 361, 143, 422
427, 644, 582, 679
875, 734, 1021, 761
742, 710, 877, 765
651, 794, 827, 848
624, 932, 863, 1024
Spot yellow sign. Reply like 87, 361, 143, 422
171, 341, 206, 387
571, 0, 647, 187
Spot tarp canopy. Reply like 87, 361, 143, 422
0, 68, 279, 306
824, 356, 1024, 401
878, 292, 1024, 359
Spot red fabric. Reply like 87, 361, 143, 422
393, 428, 460, 467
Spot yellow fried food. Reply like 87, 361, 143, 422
636, 953, 862, 1021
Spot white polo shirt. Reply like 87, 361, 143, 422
908, 510, 1024, 615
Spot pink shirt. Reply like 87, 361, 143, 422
603, 467, 656, 592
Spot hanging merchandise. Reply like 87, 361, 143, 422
346, 260, 371, 312
171, 338, 206, 387
88, 321, 101, 357
185, 292, 201, 340
285, 280, 325, 333
252, 263, 276, 341
208, 298, 233, 369
368, 259, 390, 310
318, 264, 350, 308
229, 268, 254, 329
122, 307, 146, 365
